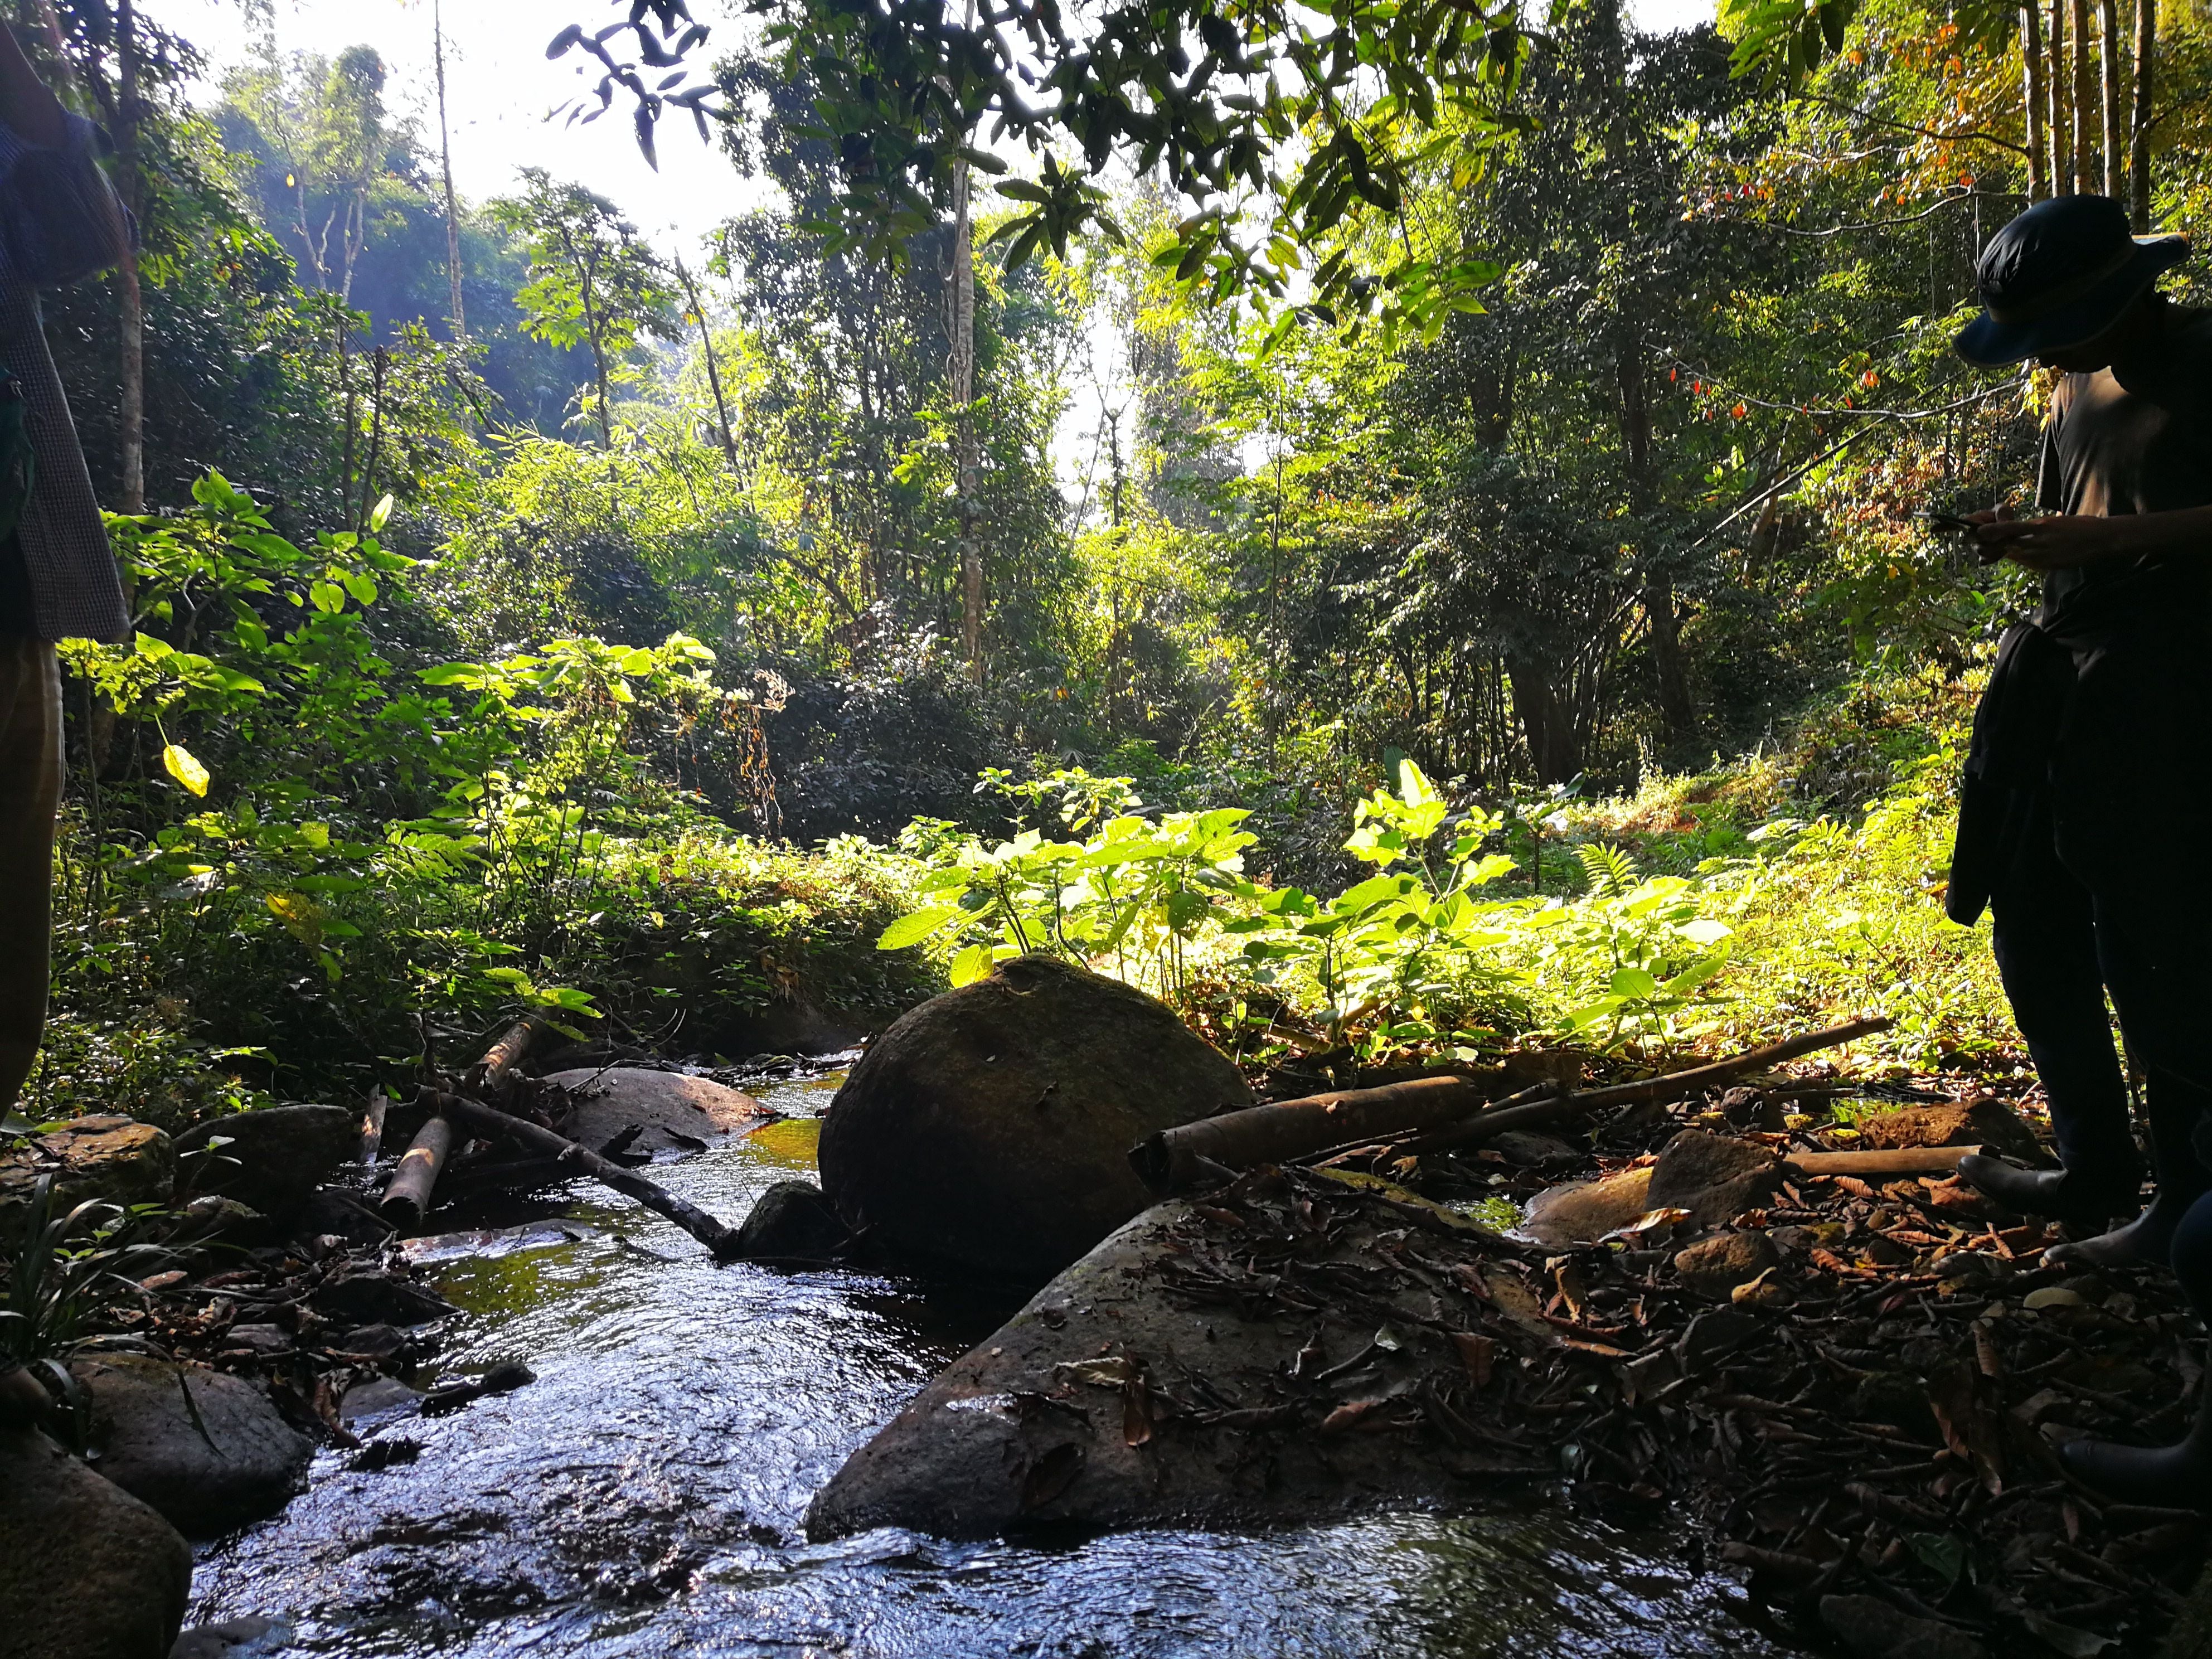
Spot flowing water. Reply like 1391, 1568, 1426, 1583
187, 1069, 1803, 1658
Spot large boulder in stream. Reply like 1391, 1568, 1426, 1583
176, 1103, 356, 1223
806, 1165, 1566, 1540
71, 1354, 313, 1536
818, 954, 1252, 1280
540, 1068, 768, 1156
0, 1424, 193, 1658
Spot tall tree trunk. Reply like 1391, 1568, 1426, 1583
2101, 0, 2123, 197
2131, 0, 2156, 230
1614, 330, 1694, 743
672, 253, 736, 467
2021, 4, 2048, 201
2049, 0, 2070, 193
433, 0, 465, 337
949, 147, 982, 684
113, 0, 142, 511
2072, 0, 2097, 193
1506, 648, 1578, 785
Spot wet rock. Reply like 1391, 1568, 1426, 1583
1646, 1130, 1782, 1229
311, 1268, 457, 1328
818, 954, 1251, 1281
421, 1361, 536, 1417
0, 1425, 193, 1658
332, 1323, 405, 1361
1518, 1167, 1653, 1246
1818, 1594, 1988, 1659
1489, 1131, 1583, 1170
805, 1192, 1535, 1540
1673, 1230, 1781, 1300
736, 1179, 849, 1260
177, 1194, 271, 1244
338, 1376, 423, 1422
70, 1354, 313, 1536
176, 1104, 357, 1223
1856, 1098, 2046, 1166
540, 1068, 767, 1156
223, 1322, 293, 1356
291, 1185, 394, 1248
0, 1114, 173, 1233
169, 1617, 286, 1659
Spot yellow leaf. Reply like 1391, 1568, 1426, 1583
162, 743, 210, 797
265, 891, 325, 947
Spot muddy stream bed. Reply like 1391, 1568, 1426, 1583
186, 1070, 1802, 1657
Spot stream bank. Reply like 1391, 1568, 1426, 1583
182, 1066, 1793, 1657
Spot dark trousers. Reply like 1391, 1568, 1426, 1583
1988, 812, 2212, 1214
0, 633, 57, 1109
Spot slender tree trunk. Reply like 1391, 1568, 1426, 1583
1613, 330, 1694, 743
433, 0, 465, 337
1506, 649, 1578, 785
672, 254, 736, 467
2021, 4, 2048, 201
949, 148, 982, 683
2131, 0, 2156, 230
2048, 0, 2070, 192
2101, 0, 2123, 197
113, 0, 143, 511
2072, 0, 2097, 193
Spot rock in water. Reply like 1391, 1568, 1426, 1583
818, 954, 1251, 1279
736, 1180, 849, 1260
1647, 1129, 1782, 1229
0, 1115, 173, 1234
1519, 1167, 1653, 1246
0, 1424, 192, 1658
175, 1104, 356, 1223
71, 1355, 312, 1536
539, 1068, 768, 1155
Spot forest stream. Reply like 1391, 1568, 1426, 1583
181, 1066, 1799, 1658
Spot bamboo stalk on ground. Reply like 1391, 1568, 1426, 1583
1787, 1145, 1984, 1177
425, 1090, 745, 1259
1129, 1017, 1894, 1194
360, 1090, 388, 1166
380, 1117, 453, 1223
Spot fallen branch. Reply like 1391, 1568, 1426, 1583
424, 1090, 744, 1260
469, 1016, 541, 1100
1128, 1060, 1571, 1196
1386, 1016, 1895, 1161
1130, 1017, 1893, 1193
359, 1089, 388, 1166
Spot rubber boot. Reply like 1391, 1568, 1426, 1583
2060, 1384, 2212, 1508
1956, 1153, 2137, 1225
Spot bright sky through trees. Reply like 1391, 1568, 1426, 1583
158, 0, 1715, 263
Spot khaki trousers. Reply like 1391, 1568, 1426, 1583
0, 637, 57, 1110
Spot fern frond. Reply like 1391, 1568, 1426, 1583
1576, 842, 1637, 898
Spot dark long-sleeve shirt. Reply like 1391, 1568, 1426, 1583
0, 110, 131, 643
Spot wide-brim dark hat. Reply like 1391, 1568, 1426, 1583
1956, 194, 2188, 367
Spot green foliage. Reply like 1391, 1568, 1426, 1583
880, 758, 1739, 1058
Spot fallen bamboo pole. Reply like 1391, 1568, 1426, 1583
360, 1089, 388, 1166
470, 1016, 541, 1100
1131, 1015, 1894, 1194
1128, 1068, 1534, 1195
1786, 1144, 1982, 1177
424, 1090, 745, 1260
381, 1116, 453, 1224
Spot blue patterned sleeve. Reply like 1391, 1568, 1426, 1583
0, 110, 132, 290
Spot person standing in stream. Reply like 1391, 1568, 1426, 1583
1948, 194, 2212, 1502
0, 18, 131, 1114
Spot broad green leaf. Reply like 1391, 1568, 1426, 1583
948, 942, 993, 987
162, 743, 210, 797
877, 906, 964, 950
1608, 967, 1658, 1000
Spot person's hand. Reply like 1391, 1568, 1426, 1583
1972, 510, 2141, 569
